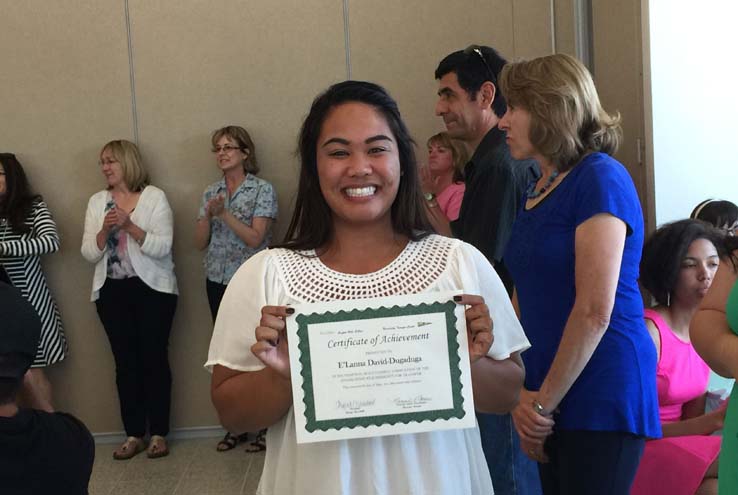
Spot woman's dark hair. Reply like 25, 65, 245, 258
690, 199, 738, 233
281, 80, 432, 251
640, 219, 727, 306
0, 153, 41, 234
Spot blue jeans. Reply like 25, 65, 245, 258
477, 412, 542, 495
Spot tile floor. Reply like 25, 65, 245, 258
89, 437, 264, 495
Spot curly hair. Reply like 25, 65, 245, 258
640, 219, 727, 306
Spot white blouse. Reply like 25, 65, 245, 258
207, 234, 529, 495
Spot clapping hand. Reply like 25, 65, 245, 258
207, 195, 226, 218
113, 206, 132, 230
251, 305, 292, 379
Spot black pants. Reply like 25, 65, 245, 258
206, 279, 228, 323
96, 277, 177, 437
538, 429, 645, 495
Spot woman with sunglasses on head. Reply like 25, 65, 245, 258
206, 81, 530, 495
0, 152, 66, 413
498, 54, 660, 494
194, 125, 278, 452
632, 219, 726, 495
81, 140, 178, 460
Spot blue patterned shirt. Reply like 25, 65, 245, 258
199, 174, 278, 284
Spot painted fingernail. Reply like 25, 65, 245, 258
286, 307, 295, 315
453, 295, 462, 302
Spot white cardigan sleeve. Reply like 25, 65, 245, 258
138, 188, 173, 259
81, 192, 105, 263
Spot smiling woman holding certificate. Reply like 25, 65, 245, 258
206, 81, 530, 495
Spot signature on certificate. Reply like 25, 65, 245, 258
393, 395, 432, 407
335, 398, 376, 410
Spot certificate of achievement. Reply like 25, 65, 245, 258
286, 290, 476, 443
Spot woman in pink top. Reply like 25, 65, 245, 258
633, 219, 728, 495
421, 132, 467, 235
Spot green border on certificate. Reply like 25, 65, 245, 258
295, 300, 465, 432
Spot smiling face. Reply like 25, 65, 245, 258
673, 238, 720, 306
213, 135, 249, 174
316, 102, 401, 230
99, 147, 124, 189
498, 104, 537, 160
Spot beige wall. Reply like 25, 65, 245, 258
2, 1, 615, 434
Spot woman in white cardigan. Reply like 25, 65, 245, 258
81, 140, 178, 460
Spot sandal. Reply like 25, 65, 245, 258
113, 436, 146, 460
147, 435, 169, 459
245, 429, 267, 453
216, 432, 248, 452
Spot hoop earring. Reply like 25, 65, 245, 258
666, 292, 671, 307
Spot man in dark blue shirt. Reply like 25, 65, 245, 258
0, 282, 94, 495
434, 45, 540, 495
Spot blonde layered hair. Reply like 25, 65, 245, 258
101, 140, 150, 192
499, 53, 621, 171
427, 132, 468, 183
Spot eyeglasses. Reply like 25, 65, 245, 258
211, 145, 241, 154
98, 158, 119, 166
463, 44, 495, 80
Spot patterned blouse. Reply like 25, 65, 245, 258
198, 174, 278, 284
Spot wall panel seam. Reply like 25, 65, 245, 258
124, 0, 140, 143
342, 0, 352, 79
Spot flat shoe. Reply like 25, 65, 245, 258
113, 436, 146, 460
147, 435, 169, 459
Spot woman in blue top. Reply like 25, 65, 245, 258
498, 54, 660, 494
194, 125, 278, 452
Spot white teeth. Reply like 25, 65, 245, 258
344, 186, 376, 197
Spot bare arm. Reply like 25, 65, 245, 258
536, 214, 626, 411
423, 201, 452, 237
219, 213, 273, 248
691, 258, 738, 378
194, 216, 211, 251
211, 364, 292, 433
661, 400, 725, 437
472, 352, 524, 413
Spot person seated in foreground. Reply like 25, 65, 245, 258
0, 282, 95, 495
631, 220, 728, 495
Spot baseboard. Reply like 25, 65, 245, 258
93, 425, 226, 444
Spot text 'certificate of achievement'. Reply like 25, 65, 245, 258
286, 290, 475, 443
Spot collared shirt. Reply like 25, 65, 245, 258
450, 127, 539, 289
199, 174, 278, 284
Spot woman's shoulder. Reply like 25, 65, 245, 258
576, 152, 630, 181
248, 174, 275, 190
141, 184, 166, 197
